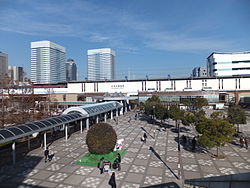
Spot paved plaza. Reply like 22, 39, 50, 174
0, 111, 250, 187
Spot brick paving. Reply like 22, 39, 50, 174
0, 111, 249, 187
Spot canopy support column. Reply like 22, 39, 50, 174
96, 115, 99, 123
126, 99, 130, 111
28, 137, 30, 150
116, 109, 119, 117
86, 118, 89, 130
80, 120, 83, 133
120, 107, 123, 115
124, 102, 127, 113
65, 124, 68, 141
44, 132, 47, 150
104, 113, 107, 122
12, 142, 16, 165
111, 111, 113, 120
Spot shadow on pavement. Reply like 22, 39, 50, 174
173, 136, 213, 155
142, 182, 180, 188
143, 182, 180, 188
139, 116, 175, 129
148, 146, 179, 180
0, 156, 44, 188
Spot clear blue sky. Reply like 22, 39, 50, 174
0, 0, 249, 80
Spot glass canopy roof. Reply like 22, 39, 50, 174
63, 101, 123, 117
0, 113, 83, 144
0, 101, 122, 144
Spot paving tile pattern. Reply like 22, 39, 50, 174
0, 111, 249, 187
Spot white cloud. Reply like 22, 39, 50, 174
0, 0, 244, 53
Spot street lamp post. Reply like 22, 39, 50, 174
153, 105, 155, 124
177, 120, 181, 179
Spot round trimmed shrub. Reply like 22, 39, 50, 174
86, 122, 117, 154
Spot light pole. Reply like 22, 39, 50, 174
153, 105, 155, 124
177, 119, 181, 179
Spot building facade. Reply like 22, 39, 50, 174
207, 52, 250, 77
192, 66, 207, 77
31, 41, 66, 84
192, 67, 199, 77
87, 48, 115, 81
8, 66, 23, 81
65, 59, 77, 81
0, 52, 8, 80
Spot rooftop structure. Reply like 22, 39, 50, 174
207, 51, 250, 77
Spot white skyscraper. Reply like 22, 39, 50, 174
31, 41, 66, 84
87, 48, 115, 81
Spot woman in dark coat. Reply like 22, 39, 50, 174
108, 172, 117, 188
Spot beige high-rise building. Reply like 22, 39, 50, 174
0, 52, 8, 80
8, 66, 24, 81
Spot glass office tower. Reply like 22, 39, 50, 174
65, 58, 77, 81
31, 41, 66, 84
87, 48, 115, 81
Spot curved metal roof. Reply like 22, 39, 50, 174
0, 101, 122, 144
0, 113, 83, 144
62, 101, 122, 117
39, 101, 96, 106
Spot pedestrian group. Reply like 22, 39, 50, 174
97, 153, 122, 187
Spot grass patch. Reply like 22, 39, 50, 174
76, 149, 126, 167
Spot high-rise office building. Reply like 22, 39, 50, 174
8, 66, 23, 81
87, 48, 115, 81
65, 58, 77, 81
31, 41, 66, 84
0, 52, 8, 80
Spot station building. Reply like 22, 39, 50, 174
29, 75, 250, 108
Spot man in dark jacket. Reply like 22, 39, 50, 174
44, 147, 49, 163
108, 172, 117, 188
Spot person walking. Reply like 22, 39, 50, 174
108, 172, 117, 188
44, 147, 49, 163
153, 128, 156, 139
182, 135, 187, 146
192, 137, 196, 151
117, 153, 121, 163
117, 153, 121, 171
143, 132, 147, 143
245, 137, 248, 149
97, 157, 105, 174
128, 117, 131, 123
240, 136, 245, 148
